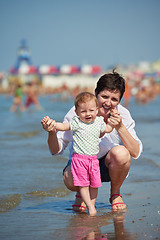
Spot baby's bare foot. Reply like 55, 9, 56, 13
88, 206, 97, 216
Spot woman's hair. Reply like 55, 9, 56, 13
95, 69, 125, 100
75, 92, 98, 110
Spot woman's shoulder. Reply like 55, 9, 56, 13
117, 104, 134, 125
117, 104, 132, 118
64, 106, 76, 122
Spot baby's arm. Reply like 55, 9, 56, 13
41, 116, 70, 132
100, 123, 113, 138
104, 109, 118, 133
105, 123, 114, 133
55, 122, 70, 131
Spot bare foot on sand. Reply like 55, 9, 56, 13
88, 205, 97, 216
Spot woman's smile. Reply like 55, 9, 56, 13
103, 105, 110, 110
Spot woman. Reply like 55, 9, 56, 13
41, 70, 143, 211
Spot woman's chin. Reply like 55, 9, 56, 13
100, 108, 110, 117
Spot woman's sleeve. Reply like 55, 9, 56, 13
55, 106, 75, 155
121, 106, 143, 159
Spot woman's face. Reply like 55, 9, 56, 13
96, 89, 121, 121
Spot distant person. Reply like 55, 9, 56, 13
135, 76, 158, 105
123, 77, 131, 108
41, 92, 114, 216
41, 70, 143, 212
10, 83, 25, 112
25, 81, 41, 110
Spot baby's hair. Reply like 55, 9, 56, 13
75, 92, 98, 110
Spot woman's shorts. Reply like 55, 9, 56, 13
63, 153, 111, 182
99, 154, 111, 182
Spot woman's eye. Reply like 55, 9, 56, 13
112, 98, 118, 102
102, 95, 108, 99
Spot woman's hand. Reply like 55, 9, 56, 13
108, 109, 140, 158
41, 116, 56, 132
108, 109, 122, 130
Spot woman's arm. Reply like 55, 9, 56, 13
41, 116, 70, 154
48, 130, 61, 154
41, 107, 75, 155
116, 124, 139, 158
108, 110, 140, 158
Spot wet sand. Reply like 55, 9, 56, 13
1, 181, 159, 240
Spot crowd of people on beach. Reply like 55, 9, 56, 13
5, 71, 160, 113
42, 73, 160, 107
8, 79, 41, 112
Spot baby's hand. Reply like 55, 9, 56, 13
41, 116, 56, 132
110, 108, 120, 116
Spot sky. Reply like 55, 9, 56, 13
0, 0, 160, 72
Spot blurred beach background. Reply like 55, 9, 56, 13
0, 0, 160, 239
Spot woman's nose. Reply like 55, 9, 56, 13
105, 99, 111, 106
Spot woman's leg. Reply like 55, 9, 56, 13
63, 165, 86, 212
63, 165, 78, 191
105, 145, 131, 210
79, 186, 97, 216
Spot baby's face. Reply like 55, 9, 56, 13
75, 99, 98, 124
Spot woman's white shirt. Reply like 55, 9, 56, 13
56, 104, 143, 160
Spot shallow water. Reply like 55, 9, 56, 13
0, 94, 160, 239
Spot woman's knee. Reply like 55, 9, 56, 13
63, 165, 77, 191
107, 146, 131, 166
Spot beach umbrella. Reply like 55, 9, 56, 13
81, 65, 102, 75
39, 65, 58, 75
59, 65, 79, 74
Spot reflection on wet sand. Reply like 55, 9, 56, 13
113, 212, 136, 240
65, 211, 136, 240
66, 213, 110, 240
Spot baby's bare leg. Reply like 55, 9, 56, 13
79, 186, 97, 216
90, 186, 98, 207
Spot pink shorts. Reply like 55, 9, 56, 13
71, 153, 102, 188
